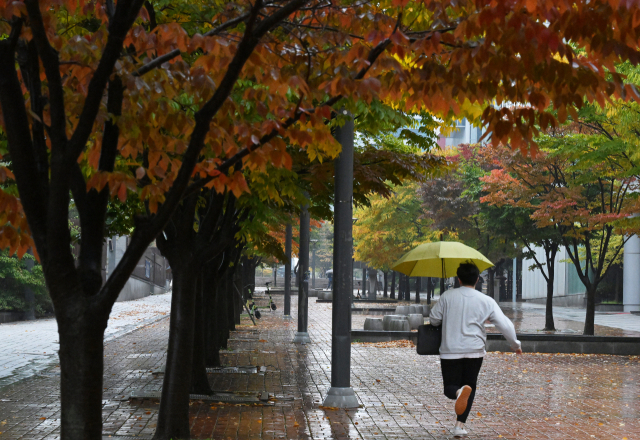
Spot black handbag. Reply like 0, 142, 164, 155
416, 324, 442, 355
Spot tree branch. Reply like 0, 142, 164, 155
186, 35, 394, 195
66, 0, 145, 164
78, 76, 124, 297
96, 0, 311, 309
133, 11, 252, 77
24, 0, 67, 154
0, 19, 49, 256
16, 39, 49, 200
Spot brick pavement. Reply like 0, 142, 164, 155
0, 293, 639, 439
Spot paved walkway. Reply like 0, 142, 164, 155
511, 302, 640, 335
0, 293, 639, 439
0, 293, 171, 388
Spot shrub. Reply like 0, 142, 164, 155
0, 251, 52, 315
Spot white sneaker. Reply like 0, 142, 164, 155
452, 425, 468, 437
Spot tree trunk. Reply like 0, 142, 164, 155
383, 271, 388, 298
487, 268, 494, 298
440, 277, 445, 297
190, 274, 212, 395
405, 274, 410, 300
153, 263, 198, 440
361, 265, 367, 295
426, 277, 432, 305
415, 277, 421, 303
204, 270, 221, 367
57, 301, 109, 440
233, 265, 242, 325
390, 271, 396, 299
584, 284, 597, 335
215, 273, 230, 350
23, 254, 36, 320
544, 259, 556, 331
226, 274, 236, 332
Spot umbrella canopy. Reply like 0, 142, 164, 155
391, 241, 493, 278
325, 269, 333, 274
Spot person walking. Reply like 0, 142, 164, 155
429, 262, 522, 438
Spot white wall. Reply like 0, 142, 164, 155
521, 246, 583, 300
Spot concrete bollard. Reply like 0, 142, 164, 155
422, 305, 431, 317
383, 314, 401, 330
395, 305, 410, 315
324, 291, 333, 301
364, 318, 383, 330
408, 314, 424, 330
413, 305, 424, 315
317, 291, 325, 300
390, 319, 410, 331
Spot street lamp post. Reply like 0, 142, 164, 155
323, 111, 359, 408
311, 239, 318, 289
293, 196, 311, 344
284, 223, 292, 319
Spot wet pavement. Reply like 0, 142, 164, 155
0, 292, 171, 389
353, 295, 640, 337
0, 293, 639, 439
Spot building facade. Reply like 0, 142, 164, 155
105, 236, 170, 301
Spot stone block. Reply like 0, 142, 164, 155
395, 305, 410, 315
390, 319, 410, 331
407, 314, 424, 330
364, 318, 383, 330
382, 314, 401, 330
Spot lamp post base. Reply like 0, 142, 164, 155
322, 387, 359, 408
283, 315, 293, 320
292, 331, 310, 344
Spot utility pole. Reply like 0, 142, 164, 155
284, 223, 292, 318
323, 111, 358, 408
311, 239, 318, 288
293, 197, 311, 344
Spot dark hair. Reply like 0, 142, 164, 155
457, 262, 480, 286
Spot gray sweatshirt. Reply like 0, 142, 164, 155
429, 286, 521, 359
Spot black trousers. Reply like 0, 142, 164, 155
440, 357, 483, 423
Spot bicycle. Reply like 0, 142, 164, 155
265, 281, 277, 311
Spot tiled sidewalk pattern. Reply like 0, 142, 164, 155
0, 293, 638, 439
0, 293, 171, 387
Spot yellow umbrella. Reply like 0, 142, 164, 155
392, 241, 493, 278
